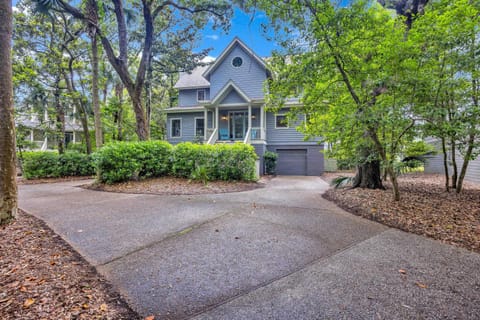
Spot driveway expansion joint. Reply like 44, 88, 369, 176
183, 228, 391, 320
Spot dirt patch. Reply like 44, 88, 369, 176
0, 210, 139, 320
83, 176, 265, 195
322, 173, 480, 253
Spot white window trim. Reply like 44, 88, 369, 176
197, 89, 206, 102
170, 118, 182, 138
194, 117, 205, 137
232, 56, 243, 68
275, 114, 289, 129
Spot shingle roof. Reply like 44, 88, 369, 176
174, 65, 211, 89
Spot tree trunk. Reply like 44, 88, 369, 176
352, 160, 384, 189
450, 138, 458, 189
387, 166, 400, 201
54, 82, 66, 154
114, 82, 124, 141
441, 136, 449, 192
456, 133, 475, 194
0, 0, 17, 224
91, 34, 103, 148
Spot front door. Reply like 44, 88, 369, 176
229, 111, 247, 140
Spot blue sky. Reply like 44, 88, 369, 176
12, 1, 351, 59
197, 1, 351, 58
196, 7, 276, 58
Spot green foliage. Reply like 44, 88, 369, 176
58, 152, 95, 177
263, 151, 278, 175
94, 141, 257, 184
172, 142, 258, 181
190, 165, 209, 185
22, 152, 59, 179
21, 151, 94, 179
93, 141, 172, 184
330, 176, 354, 189
404, 141, 436, 158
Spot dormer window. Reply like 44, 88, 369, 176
197, 89, 205, 101
232, 57, 243, 67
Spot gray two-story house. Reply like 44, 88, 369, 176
165, 37, 324, 175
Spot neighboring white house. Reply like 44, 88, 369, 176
15, 106, 83, 151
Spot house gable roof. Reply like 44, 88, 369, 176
202, 37, 271, 79
211, 80, 251, 105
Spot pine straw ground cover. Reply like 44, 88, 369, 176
322, 173, 480, 253
0, 210, 139, 320
84, 176, 265, 195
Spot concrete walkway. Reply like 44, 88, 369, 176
19, 177, 480, 319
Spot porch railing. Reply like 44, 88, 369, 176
207, 127, 218, 145
243, 127, 252, 144
250, 127, 265, 141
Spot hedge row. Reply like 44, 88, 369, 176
93, 141, 173, 184
21, 151, 95, 179
94, 141, 258, 184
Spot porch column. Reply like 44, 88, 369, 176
260, 105, 265, 139
30, 129, 34, 142
73, 131, 76, 143
204, 108, 208, 141
215, 107, 219, 128
248, 104, 252, 130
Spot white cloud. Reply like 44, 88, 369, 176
202, 56, 216, 63
205, 34, 219, 41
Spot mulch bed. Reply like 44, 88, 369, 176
17, 176, 94, 185
0, 210, 139, 320
322, 173, 480, 253
83, 176, 265, 195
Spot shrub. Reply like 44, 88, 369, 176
172, 142, 257, 181
22, 152, 60, 179
263, 151, 278, 175
93, 141, 173, 184
58, 152, 95, 177
21, 151, 94, 179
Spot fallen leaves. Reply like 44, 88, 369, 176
84, 176, 263, 195
0, 210, 139, 319
416, 282, 428, 289
23, 298, 35, 308
323, 173, 480, 253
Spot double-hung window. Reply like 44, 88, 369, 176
171, 118, 182, 138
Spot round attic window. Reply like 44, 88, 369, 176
232, 56, 243, 67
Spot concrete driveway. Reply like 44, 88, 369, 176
19, 176, 480, 319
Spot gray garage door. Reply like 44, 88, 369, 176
276, 149, 307, 175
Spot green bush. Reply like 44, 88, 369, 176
263, 151, 278, 175
93, 141, 257, 184
21, 151, 94, 179
93, 141, 173, 184
172, 142, 257, 181
22, 152, 60, 179
58, 152, 95, 177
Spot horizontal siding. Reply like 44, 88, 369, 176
424, 140, 480, 184
209, 45, 266, 100
252, 143, 266, 175
266, 110, 319, 144
166, 112, 204, 144
178, 89, 210, 107
221, 89, 247, 104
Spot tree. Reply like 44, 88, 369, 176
411, 0, 480, 193
257, 0, 418, 200
0, 0, 18, 224
34, 0, 232, 141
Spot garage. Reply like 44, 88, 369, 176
275, 149, 307, 175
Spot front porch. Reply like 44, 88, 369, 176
204, 105, 266, 144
